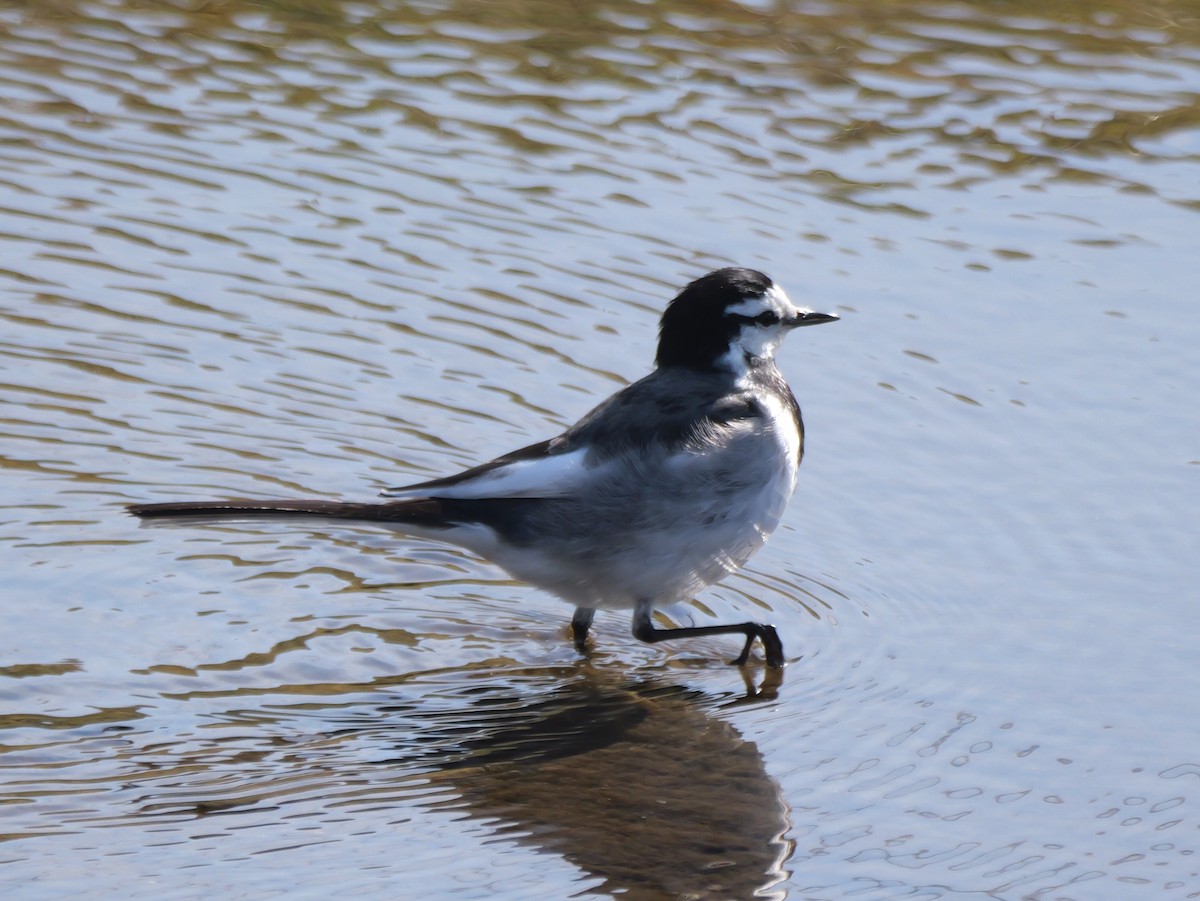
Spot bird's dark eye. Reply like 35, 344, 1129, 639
729, 310, 780, 327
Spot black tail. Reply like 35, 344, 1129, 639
126, 497, 540, 534
127, 498, 448, 525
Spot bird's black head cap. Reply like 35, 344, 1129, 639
656, 267, 774, 370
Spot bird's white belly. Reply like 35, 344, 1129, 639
492, 438, 798, 611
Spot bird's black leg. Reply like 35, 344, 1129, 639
632, 604, 785, 668
571, 607, 596, 651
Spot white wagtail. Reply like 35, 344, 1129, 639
129, 268, 838, 667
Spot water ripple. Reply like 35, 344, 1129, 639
2, 0, 1199, 898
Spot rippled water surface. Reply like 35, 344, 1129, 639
2, 1, 1199, 898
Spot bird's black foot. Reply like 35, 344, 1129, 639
632, 607, 785, 668
571, 607, 596, 652
728, 624, 784, 667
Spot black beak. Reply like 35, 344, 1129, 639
786, 310, 839, 327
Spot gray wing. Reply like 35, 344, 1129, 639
561, 368, 757, 460
380, 369, 756, 499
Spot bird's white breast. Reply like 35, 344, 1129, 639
753, 387, 801, 497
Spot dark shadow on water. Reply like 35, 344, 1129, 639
344, 671, 793, 901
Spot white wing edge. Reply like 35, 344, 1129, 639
380, 446, 592, 500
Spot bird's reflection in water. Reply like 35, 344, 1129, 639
366, 670, 792, 900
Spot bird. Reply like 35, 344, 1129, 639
127, 267, 838, 667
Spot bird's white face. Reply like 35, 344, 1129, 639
721, 284, 806, 370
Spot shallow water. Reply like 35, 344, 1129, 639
2, 1, 1199, 898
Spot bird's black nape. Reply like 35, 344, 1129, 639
655, 267, 774, 370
